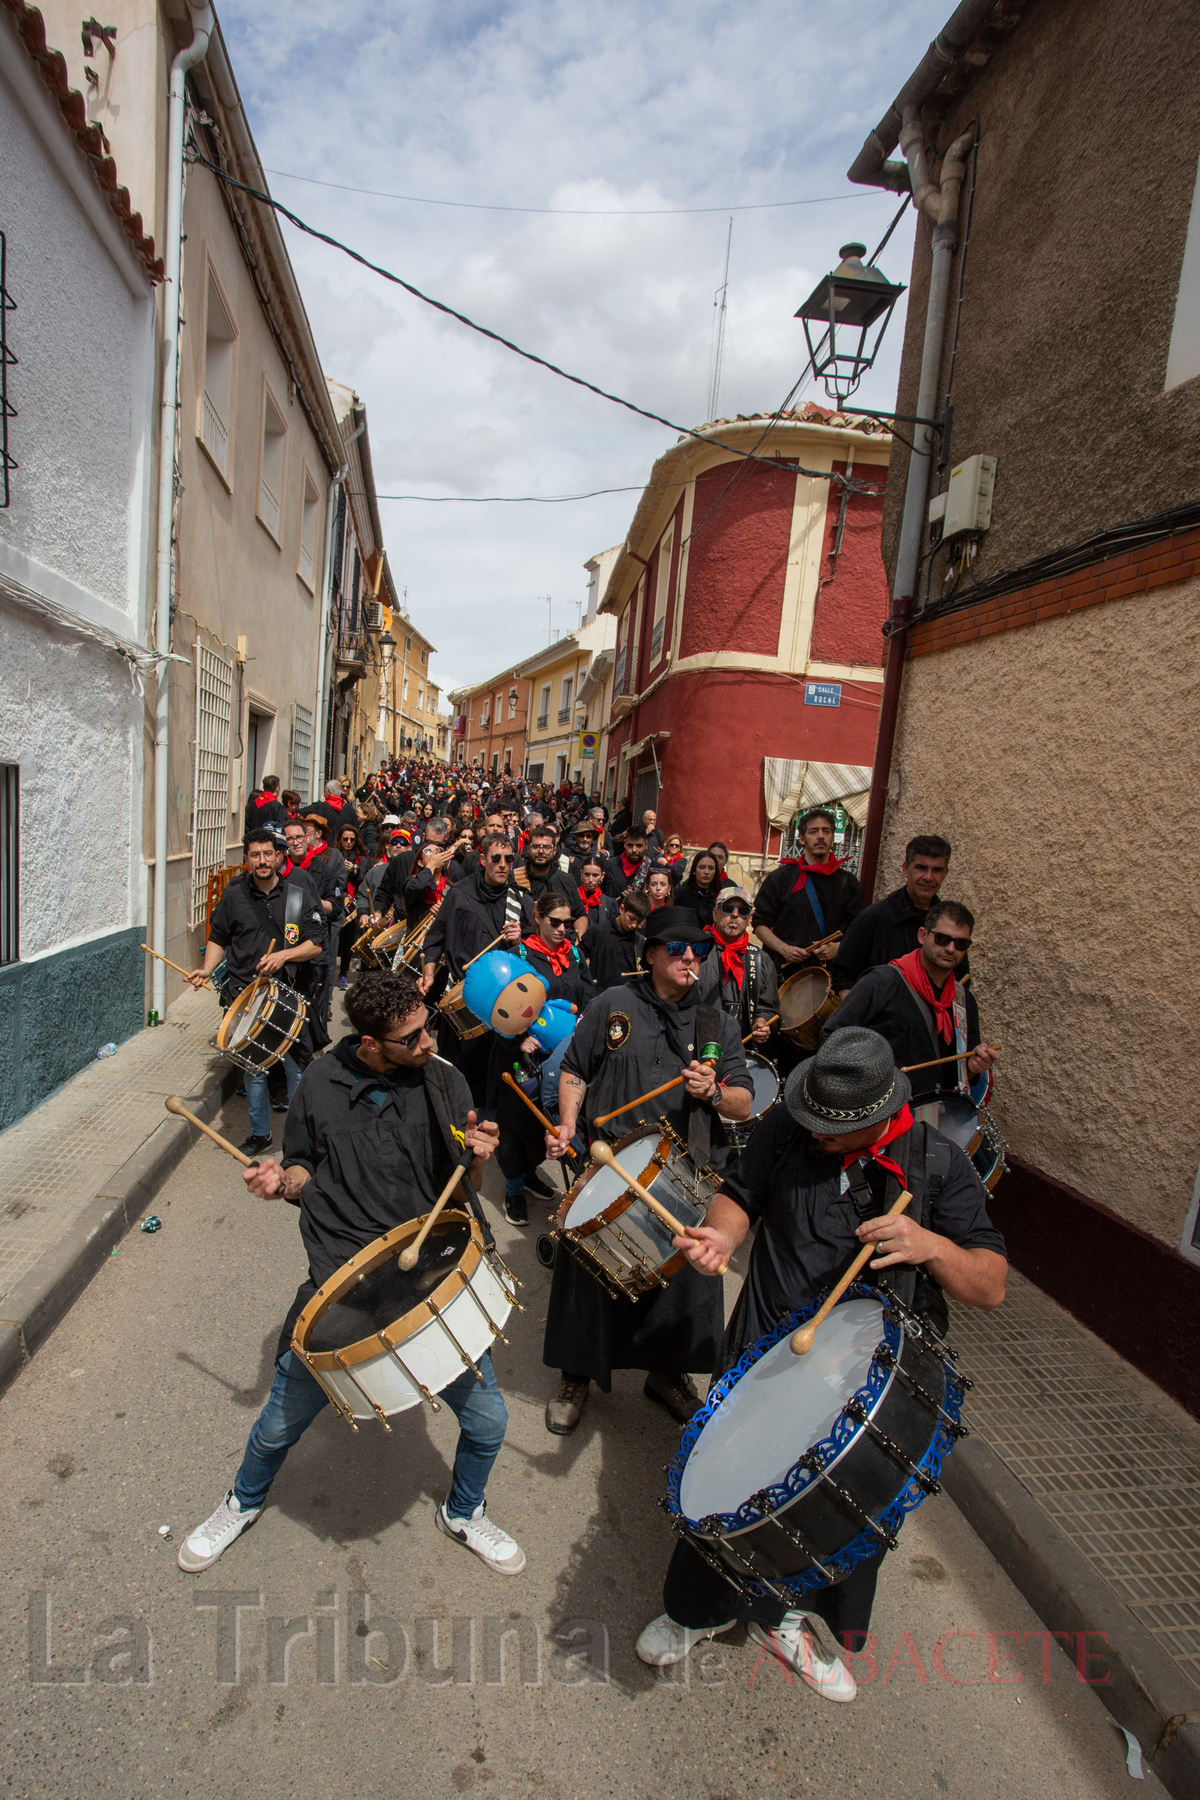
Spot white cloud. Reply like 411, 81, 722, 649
217, 0, 948, 691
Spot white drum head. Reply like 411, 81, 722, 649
564, 1130, 660, 1229
744, 1054, 780, 1122
678, 1297, 885, 1521
229, 983, 272, 1048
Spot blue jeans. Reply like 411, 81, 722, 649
232, 1348, 509, 1519
245, 1054, 301, 1138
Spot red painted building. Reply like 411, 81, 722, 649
599, 408, 892, 865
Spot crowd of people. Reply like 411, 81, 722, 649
178, 753, 1006, 1709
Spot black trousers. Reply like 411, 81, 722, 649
662, 1535, 883, 1650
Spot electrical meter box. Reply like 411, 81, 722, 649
941, 454, 996, 537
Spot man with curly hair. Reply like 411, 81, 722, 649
176, 968, 526, 1580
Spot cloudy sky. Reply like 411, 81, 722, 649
219, 0, 949, 696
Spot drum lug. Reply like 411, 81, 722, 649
374, 1332, 442, 1412
749, 1489, 776, 1518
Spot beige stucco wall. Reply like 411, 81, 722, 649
880, 579, 1200, 1248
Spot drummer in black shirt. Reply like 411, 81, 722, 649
542, 905, 753, 1436
752, 809, 864, 973
696, 886, 779, 1045
822, 901, 997, 1104
176, 969, 526, 1581
635, 1027, 1006, 1702
188, 828, 324, 1153
829, 834, 953, 994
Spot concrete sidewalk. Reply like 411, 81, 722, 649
0, 985, 235, 1392
1, 1004, 1198, 1792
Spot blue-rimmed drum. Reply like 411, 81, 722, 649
663, 1284, 970, 1601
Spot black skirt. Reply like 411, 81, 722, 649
542, 1245, 723, 1389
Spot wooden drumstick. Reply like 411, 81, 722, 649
462, 932, 506, 972
592, 1051, 723, 1128
165, 1094, 257, 1167
901, 1044, 1000, 1074
742, 1013, 780, 1044
789, 1189, 913, 1355
397, 1149, 475, 1270
589, 1141, 727, 1275
142, 943, 215, 990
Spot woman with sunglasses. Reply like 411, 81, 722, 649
675, 850, 735, 929
662, 834, 686, 883
490, 892, 595, 1226
818, 899, 998, 1104
696, 886, 779, 1047
540, 906, 754, 1437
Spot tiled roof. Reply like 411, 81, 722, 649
4, 0, 162, 280
683, 401, 892, 440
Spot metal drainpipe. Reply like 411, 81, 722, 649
312, 463, 348, 802
858, 118, 974, 898
150, 2, 214, 1024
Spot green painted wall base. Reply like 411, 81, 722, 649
0, 926, 146, 1130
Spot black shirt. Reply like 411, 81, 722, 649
374, 849, 417, 920
244, 796, 286, 831
422, 870, 533, 980
695, 940, 780, 1038
207, 872, 324, 996
515, 857, 584, 919
752, 863, 865, 965
821, 964, 981, 1103
675, 874, 736, 927
404, 857, 463, 924
282, 1037, 474, 1286
580, 908, 643, 988
721, 1110, 1006, 1354
830, 885, 964, 992
562, 975, 753, 1146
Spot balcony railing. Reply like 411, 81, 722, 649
536, 712, 549, 728
202, 391, 228, 477
557, 707, 571, 724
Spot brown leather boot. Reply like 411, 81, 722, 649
545, 1376, 589, 1435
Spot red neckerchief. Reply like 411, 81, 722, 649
578, 885, 603, 911
254, 792, 275, 810
279, 858, 296, 878
431, 874, 447, 903
326, 796, 344, 812
298, 841, 324, 870
524, 934, 572, 976
781, 853, 848, 895
842, 1104, 913, 1185
892, 949, 955, 1044
705, 923, 748, 989
620, 850, 641, 878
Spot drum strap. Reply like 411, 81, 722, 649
422, 1057, 495, 1249
686, 1001, 724, 1165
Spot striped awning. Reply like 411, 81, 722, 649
763, 758, 872, 828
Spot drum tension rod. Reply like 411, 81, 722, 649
801, 1451, 898, 1551
871, 1346, 970, 1438
374, 1332, 442, 1412
334, 1349, 393, 1431
748, 1490, 836, 1583
426, 1297, 485, 1381
843, 1397, 940, 1495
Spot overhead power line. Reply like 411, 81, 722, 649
189, 152, 882, 487
263, 166, 879, 218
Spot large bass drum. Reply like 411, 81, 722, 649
292, 1210, 520, 1429
664, 1285, 969, 1600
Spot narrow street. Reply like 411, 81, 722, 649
0, 1098, 1156, 1799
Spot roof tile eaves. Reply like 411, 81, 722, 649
4, 0, 163, 281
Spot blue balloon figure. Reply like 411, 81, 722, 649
461, 950, 547, 1038
529, 997, 576, 1054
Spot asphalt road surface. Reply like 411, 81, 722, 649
0, 1083, 1161, 1800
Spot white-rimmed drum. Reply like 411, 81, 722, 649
213, 977, 306, 1073
664, 1284, 969, 1600
727, 1052, 781, 1151
292, 1210, 519, 1428
553, 1124, 720, 1300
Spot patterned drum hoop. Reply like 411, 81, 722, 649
213, 977, 305, 1074
553, 1123, 720, 1300
777, 966, 841, 1050
369, 921, 410, 966
438, 977, 488, 1040
664, 1285, 969, 1601
292, 1210, 520, 1429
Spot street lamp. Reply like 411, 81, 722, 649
794, 243, 906, 403
378, 632, 396, 760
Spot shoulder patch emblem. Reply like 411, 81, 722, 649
606, 1011, 631, 1050
284, 923, 300, 946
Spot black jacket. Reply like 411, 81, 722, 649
695, 939, 780, 1039
820, 963, 982, 1103
374, 849, 417, 920
829, 885, 968, 991
675, 874, 736, 928
752, 862, 865, 965
404, 858, 463, 924
581, 908, 643, 988
422, 870, 533, 980
514, 857, 584, 918
244, 795, 286, 832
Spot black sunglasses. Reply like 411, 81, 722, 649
930, 929, 972, 951
379, 1019, 429, 1051
718, 903, 751, 918
661, 939, 712, 959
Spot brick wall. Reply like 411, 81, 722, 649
908, 524, 1200, 658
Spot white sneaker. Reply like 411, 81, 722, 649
747, 1612, 857, 1702
635, 1611, 737, 1668
177, 1489, 261, 1573
436, 1500, 526, 1575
